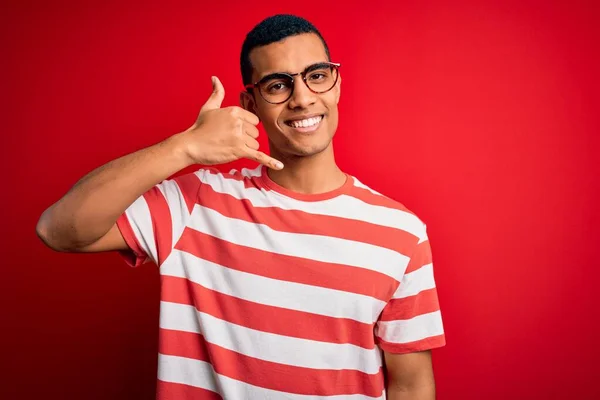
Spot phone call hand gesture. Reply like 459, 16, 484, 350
179, 76, 284, 170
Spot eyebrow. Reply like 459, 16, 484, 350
257, 61, 331, 83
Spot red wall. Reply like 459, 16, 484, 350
3, 0, 599, 398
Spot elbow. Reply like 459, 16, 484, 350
36, 209, 71, 252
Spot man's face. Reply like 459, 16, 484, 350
242, 33, 341, 158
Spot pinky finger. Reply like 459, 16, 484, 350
245, 149, 284, 170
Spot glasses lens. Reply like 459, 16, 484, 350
259, 74, 293, 104
306, 64, 338, 93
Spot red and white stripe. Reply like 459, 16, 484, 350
118, 166, 445, 399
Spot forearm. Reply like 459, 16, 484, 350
37, 132, 192, 250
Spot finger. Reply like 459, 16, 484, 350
243, 121, 259, 139
243, 136, 260, 151
200, 76, 225, 112
234, 107, 260, 125
244, 149, 284, 170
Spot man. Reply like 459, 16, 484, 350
37, 14, 445, 400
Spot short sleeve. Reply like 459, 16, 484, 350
115, 170, 206, 267
375, 225, 446, 353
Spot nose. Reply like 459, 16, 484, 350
287, 77, 316, 109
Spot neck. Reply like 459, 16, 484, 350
266, 142, 346, 195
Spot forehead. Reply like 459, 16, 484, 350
249, 33, 329, 80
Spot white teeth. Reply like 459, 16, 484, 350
290, 116, 322, 128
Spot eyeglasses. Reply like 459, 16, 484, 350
245, 62, 341, 105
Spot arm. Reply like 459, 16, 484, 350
376, 223, 445, 398
36, 76, 280, 253
384, 350, 436, 400
36, 133, 191, 252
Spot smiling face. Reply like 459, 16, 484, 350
241, 33, 341, 159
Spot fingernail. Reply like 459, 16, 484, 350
274, 161, 283, 169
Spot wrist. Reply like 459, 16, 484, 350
166, 130, 197, 169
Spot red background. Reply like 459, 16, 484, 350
2, 0, 599, 399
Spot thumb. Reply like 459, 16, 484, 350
200, 76, 225, 112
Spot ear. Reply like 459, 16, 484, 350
240, 90, 259, 116
335, 74, 342, 104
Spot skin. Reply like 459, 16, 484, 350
385, 350, 436, 399
240, 33, 436, 399
240, 33, 347, 195
35, 30, 436, 399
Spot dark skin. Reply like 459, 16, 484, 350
36, 30, 435, 399
240, 33, 437, 399
240, 33, 346, 195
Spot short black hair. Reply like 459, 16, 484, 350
240, 14, 331, 85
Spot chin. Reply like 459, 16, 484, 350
285, 137, 333, 157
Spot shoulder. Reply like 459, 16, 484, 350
181, 165, 261, 184
185, 165, 264, 197
347, 175, 428, 240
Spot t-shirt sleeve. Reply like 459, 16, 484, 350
115, 170, 206, 267
375, 225, 446, 354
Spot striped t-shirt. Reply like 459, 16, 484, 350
116, 165, 445, 400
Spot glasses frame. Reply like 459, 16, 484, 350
245, 62, 341, 105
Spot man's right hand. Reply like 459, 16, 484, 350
37, 76, 284, 254
178, 76, 284, 170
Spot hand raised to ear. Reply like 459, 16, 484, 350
178, 76, 283, 170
